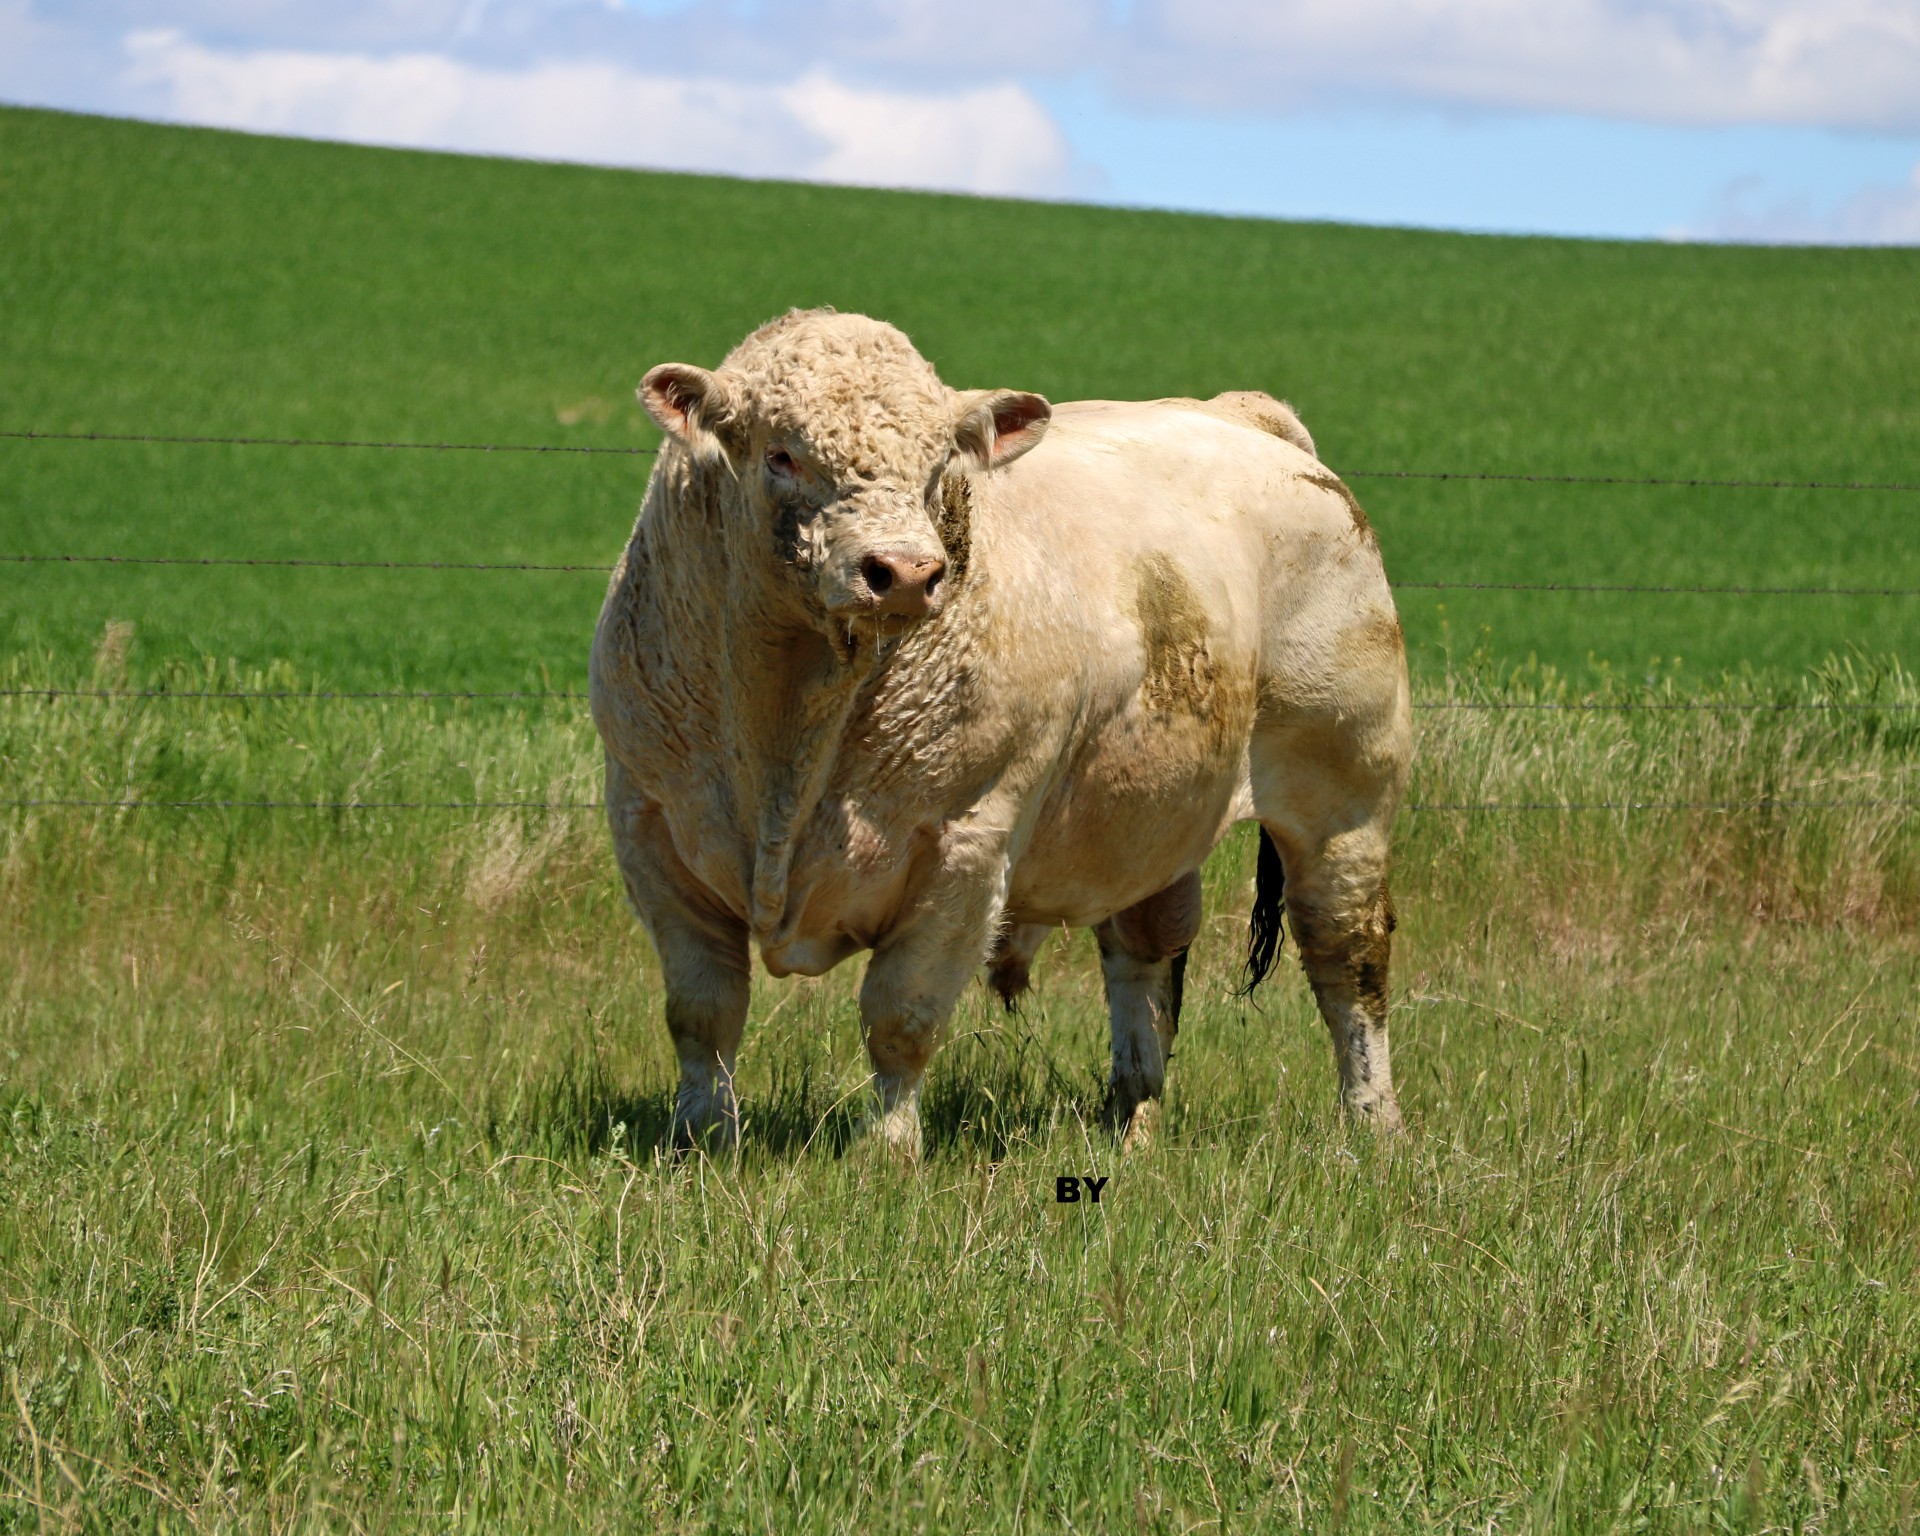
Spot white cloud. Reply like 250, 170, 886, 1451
1117, 0, 1920, 133
13, 3, 1920, 145
1683, 161, 1920, 243
117, 27, 1078, 196
782, 72, 1070, 192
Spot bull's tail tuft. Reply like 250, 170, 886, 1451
1241, 828, 1286, 994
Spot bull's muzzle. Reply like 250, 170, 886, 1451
859, 550, 947, 619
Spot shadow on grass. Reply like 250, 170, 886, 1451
920, 1020, 1106, 1159
508, 1019, 1107, 1165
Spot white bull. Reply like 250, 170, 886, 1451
590, 309, 1411, 1156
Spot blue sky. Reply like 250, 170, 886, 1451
3, 0, 1917, 243
1043, 91, 1920, 242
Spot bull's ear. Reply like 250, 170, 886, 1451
640, 363, 741, 464
952, 389, 1051, 472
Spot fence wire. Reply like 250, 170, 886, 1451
5, 687, 1918, 713
7, 426, 1919, 493
2, 687, 589, 701
6, 422, 1917, 819
4, 552, 601, 572
0, 429, 652, 456
7, 553, 1917, 596
5, 797, 1915, 814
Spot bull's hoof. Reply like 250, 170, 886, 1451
853, 1074, 925, 1164
1343, 1092, 1406, 1136
1119, 1098, 1161, 1153
668, 1125, 739, 1160
669, 1093, 740, 1156
1106, 1086, 1161, 1152
853, 1099, 923, 1165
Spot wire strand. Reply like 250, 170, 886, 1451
4, 797, 1913, 813
0, 687, 588, 700
3, 798, 602, 810
6, 553, 1915, 593
0, 429, 654, 456
1394, 580, 1920, 596
1, 553, 603, 571
6, 688, 1917, 712
1412, 700, 1920, 712
6, 429, 1917, 492
1407, 800, 1920, 812
1344, 468, 1920, 492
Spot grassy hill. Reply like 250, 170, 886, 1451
3, 103, 1917, 690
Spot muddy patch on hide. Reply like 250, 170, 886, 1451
936, 472, 973, 587
1130, 552, 1257, 750
771, 495, 815, 571
1294, 885, 1397, 1020
1354, 886, 1397, 1021
1342, 608, 1406, 669
1132, 553, 1218, 714
1303, 471, 1376, 545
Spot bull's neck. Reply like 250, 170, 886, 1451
644, 459, 870, 937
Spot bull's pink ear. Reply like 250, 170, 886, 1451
639, 363, 739, 463
952, 389, 1051, 471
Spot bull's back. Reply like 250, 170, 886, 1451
981, 398, 1389, 690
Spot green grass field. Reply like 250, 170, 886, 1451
2, 105, 1918, 1532
3, 104, 1919, 687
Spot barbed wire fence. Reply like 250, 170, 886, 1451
5, 687, 1918, 712
5, 427, 1917, 816
7, 427, 1920, 493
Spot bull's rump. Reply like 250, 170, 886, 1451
985, 399, 1398, 928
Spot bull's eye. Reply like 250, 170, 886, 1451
766, 447, 797, 477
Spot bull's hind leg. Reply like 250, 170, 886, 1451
1276, 828, 1402, 1130
1251, 712, 1411, 1132
1098, 870, 1202, 1146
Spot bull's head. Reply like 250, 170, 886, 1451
637, 312, 1050, 658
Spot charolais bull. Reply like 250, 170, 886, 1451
590, 309, 1411, 1157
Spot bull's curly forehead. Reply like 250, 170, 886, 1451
721, 310, 952, 478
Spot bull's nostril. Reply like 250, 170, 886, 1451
924, 566, 944, 598
862, 556, 894, 596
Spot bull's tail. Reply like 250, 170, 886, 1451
1241, 828, 1286, 994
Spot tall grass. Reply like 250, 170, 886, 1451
3, 647, 1916, 1530
7, 644, 1915, 951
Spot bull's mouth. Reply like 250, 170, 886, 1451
824, 606, 926, 666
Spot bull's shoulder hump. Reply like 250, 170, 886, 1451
1190, 391, 1316, 457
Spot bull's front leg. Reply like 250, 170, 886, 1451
657, 918, 752, 1149
606, 767, 751, 1150
857, 825, 1011, 1161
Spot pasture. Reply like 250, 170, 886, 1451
2, 105, 1918, 1531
